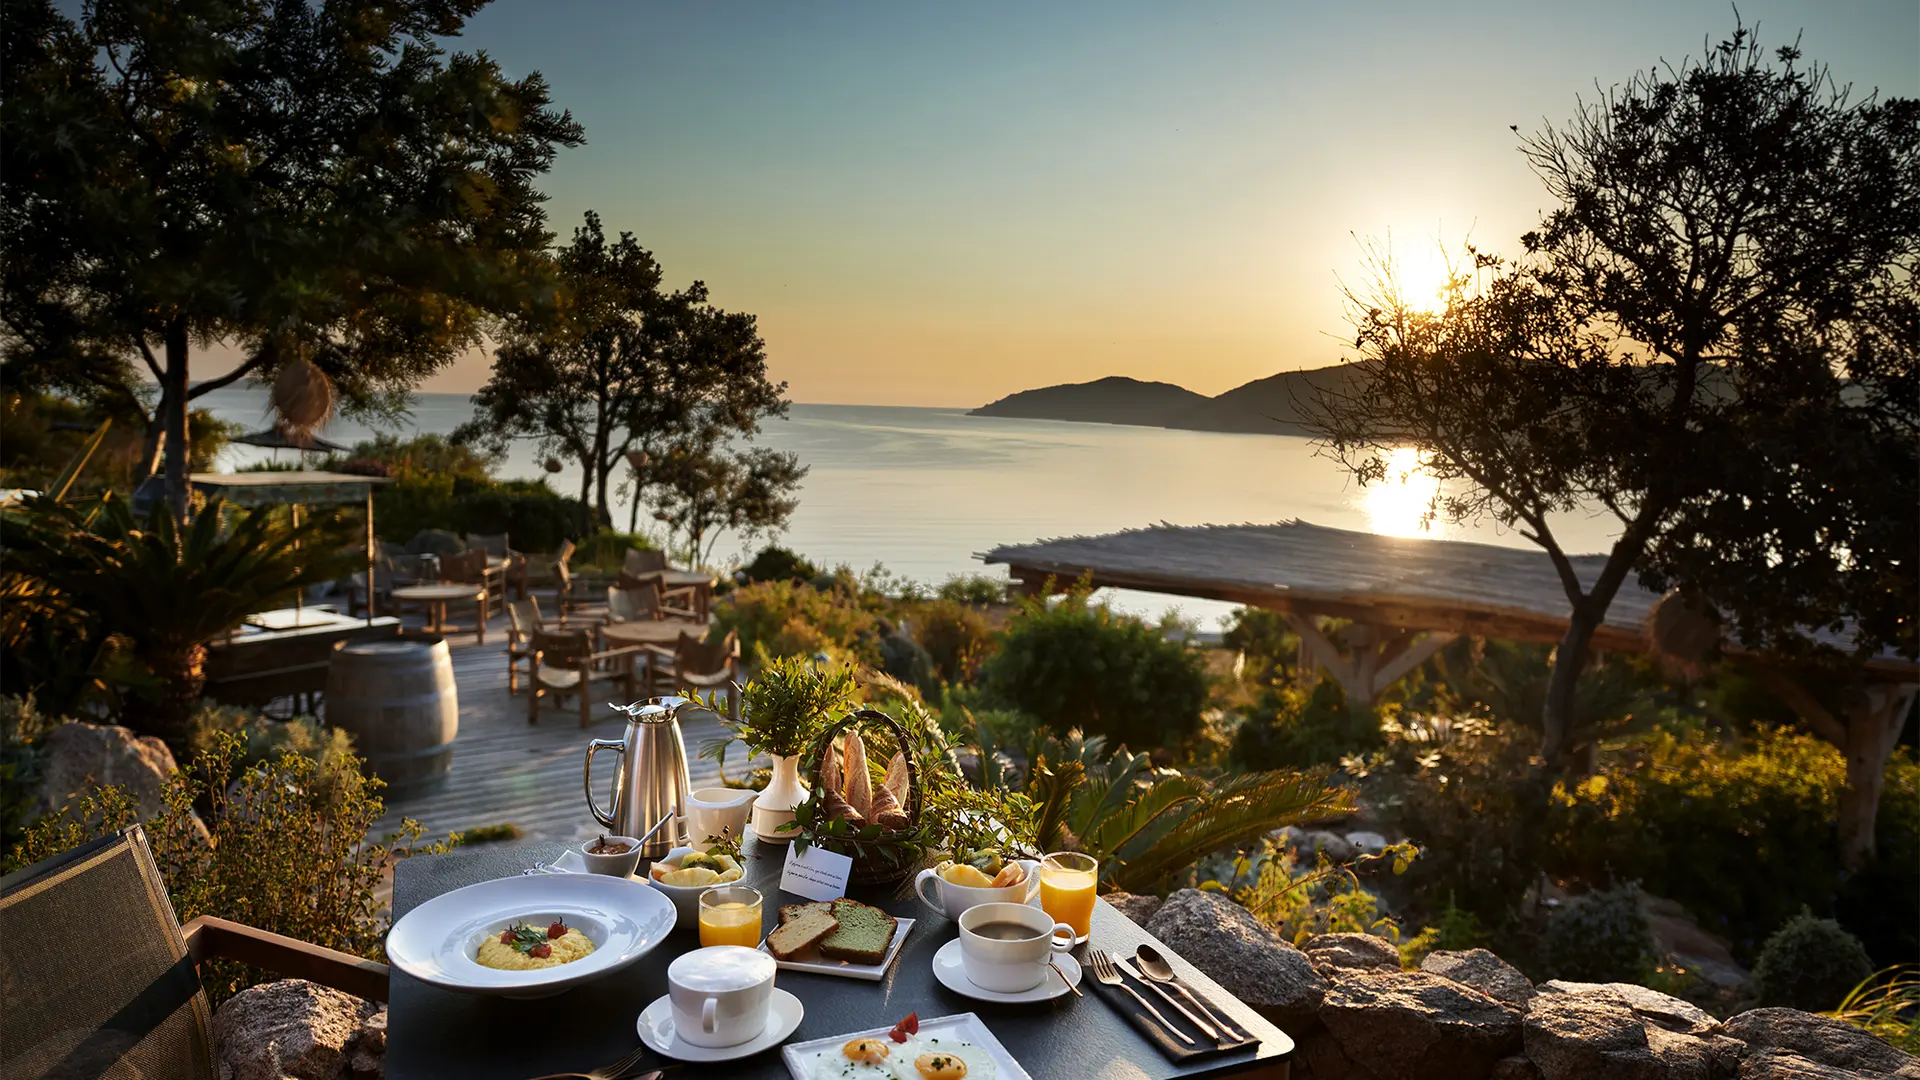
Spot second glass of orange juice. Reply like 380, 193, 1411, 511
698, 884, 764, 948
1039, 851, 1097, 941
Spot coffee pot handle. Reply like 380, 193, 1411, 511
584, 738, 626, 829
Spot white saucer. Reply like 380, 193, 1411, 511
635, 987, 803, 1062
931, 938, 1083, 1003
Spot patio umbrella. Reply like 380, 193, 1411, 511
232, 427, 349, 453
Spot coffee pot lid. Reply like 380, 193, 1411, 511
608, 696, 691, 724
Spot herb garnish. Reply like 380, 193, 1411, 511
497, 919, 568, 958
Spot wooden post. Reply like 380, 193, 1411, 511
364, 488, 376, 623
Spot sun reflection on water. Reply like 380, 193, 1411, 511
1362, 447, 1446, 539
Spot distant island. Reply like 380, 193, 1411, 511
970, 363, 1366, 436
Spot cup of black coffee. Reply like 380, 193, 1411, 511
956, 902, 1075, 993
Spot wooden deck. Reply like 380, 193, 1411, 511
363, 604, 753, 848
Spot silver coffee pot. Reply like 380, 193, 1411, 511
585, 697, 693, 858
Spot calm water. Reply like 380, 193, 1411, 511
201, 389, 1620, 625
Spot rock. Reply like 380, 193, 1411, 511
1493, 1055, 1544, 1080
1738, 1049, 1888, 1080
1304, 932, 1401, 972
1644, 894, 1750, 991
1536, 980, 1717, 1036
1344, 830, 1390, 855
1720, 1008, 1920, 1077
1300, 1028, 1363, 1080
347, 1007, 386, 1079
1144, 888, 1326, 1027
1282, 827, 1357, 863
1103, 891, 1164, 927
1318, 968, 1523, 1080
32, 722, 181, 825
1421, 948, 1537, 1010
1524, 994, 1723, 1080
214, 979, 376, 1080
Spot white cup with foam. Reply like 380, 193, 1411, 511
666, 945, 776, 1047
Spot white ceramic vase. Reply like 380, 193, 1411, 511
750, 754, 809, 844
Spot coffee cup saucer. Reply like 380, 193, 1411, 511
636, 987, 803, 1062
931, 937, 1083, 1003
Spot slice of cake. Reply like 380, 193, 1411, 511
816, 899, 898, 965
765, 904, 838, 960
778, 900, 834, 926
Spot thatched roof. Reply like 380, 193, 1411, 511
982, 520, 1914, 675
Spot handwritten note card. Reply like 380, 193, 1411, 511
779, 843, 853, 901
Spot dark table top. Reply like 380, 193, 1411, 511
389, 839, 1294, 1080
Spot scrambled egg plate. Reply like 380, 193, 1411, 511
474, 920, 596, 970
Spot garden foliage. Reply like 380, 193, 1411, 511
1232, 681, 1380, 769
1752, 910, 1876, 1012
1539, 884, 1656, 984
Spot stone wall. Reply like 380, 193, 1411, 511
1123, 889, 1917, 1080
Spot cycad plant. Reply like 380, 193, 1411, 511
4, 495, 355, 752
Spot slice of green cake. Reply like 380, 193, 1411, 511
816, 899, 898, 965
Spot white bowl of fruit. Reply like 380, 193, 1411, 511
912, 848, 1040, 921
645, 845, 747, 929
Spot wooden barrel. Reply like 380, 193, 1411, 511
325, 636, 458, 799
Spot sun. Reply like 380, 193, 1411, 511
1361, 446, 1446, 538
1389, 246, 1455, 314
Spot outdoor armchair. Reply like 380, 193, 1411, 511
504, 597, 546, 694
526, 627, 644, 728
641, 629, 742, 721
621, 548, 670, 576
552, 540, 605, 625
0, 826, 387, 1080
613, 571, 700, 620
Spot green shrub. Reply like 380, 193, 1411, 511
1223, 607, 1294, 684
714, 579, 881, 664
1540, 885, 1654, 983
570, 528, 664, 572
879, 632, 935, 690
0, 696, 56, 857
980, 590, 1209, 752
937, 575, 1006, 606
1399, 897, 1492, 968
742, 545, 820, 583
1232, 681, 1379, 769
451, 480, 587, 553
1752, 910, 1875, 1011
912, 599, 998, 686
7, 732, 442, 1003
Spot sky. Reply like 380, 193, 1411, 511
393, 1, 1918, 405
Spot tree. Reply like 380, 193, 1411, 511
1, 0, 582, 519
462, 211, 793, 530
1307, 25, 1918, 784
646, 441, 806, 566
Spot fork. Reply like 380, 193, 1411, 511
522, 1047, 659, 1080
1088, 948, 1194, 1045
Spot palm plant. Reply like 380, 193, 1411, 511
4, 495, 355, 752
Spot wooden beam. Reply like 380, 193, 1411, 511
183, 916, 390, 1003
1284, 613, 1359, 699
1370, 632, 1460, 699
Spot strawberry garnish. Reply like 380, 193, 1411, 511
547, 920, 568, 939
888, 1012, 919, 1043
500, 930, 515, 944
530, 943, 552, 959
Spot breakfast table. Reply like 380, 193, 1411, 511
387, 838, 1295, 1080
391, 584, 489, 643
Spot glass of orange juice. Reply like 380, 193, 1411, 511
1039, 851, 1098, 942
698, 884, 764, 949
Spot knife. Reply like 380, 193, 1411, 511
1114, 954, 1219, 1041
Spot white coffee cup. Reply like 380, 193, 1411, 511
914, 859, 1042, 921
683, 787, 756, 850
956, 901, 1076, 994
666, 945, 776, 1048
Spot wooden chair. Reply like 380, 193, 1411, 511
465, 532, 512, 559
621, 548, 669, 576
1, 827, 388, 1080
642, 629, 742, 721
526, 627, 643, 728
553, 540, 603, 625
439, 550, 495, 624
504, 597, 546, 695
614, 571, 700, 620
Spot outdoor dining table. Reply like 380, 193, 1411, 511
599, 615, 707, 649
391, 584, 488, 644
387, 838, 1296, 1080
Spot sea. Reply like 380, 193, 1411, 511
198, 388, 1622, 628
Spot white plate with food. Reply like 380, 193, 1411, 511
782, 1011, 1026, 1080
930, 938, 1082, 1003
757, 897, 914, 981
386, 872, 676, 998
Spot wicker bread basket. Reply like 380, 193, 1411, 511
797, 708, 925, 889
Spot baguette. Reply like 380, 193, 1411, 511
843, 732, 872, 821
765, 905, 838, 960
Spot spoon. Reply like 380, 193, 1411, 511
1134, 944, 1248, 1042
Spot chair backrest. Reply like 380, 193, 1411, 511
556, 538, 576, 567
441, 550, 489, 584
506, 599, 541, 640
607, 583, 661, 623
532, 628, 592, 668
674, 629, 739, 676
1, 827, 214, 1080
622, 549, 668, 576
465, 533, 511, 558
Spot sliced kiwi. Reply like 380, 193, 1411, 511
678, 851, 723, 872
